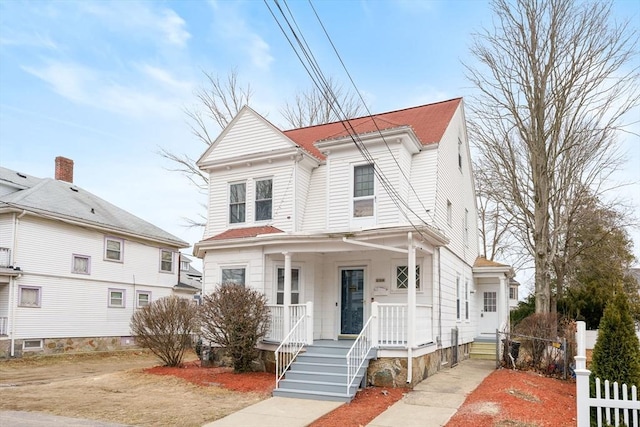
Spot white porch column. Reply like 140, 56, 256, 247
283, 252, 292, 339
407, 232, 416, 383
498, 275, 507, 332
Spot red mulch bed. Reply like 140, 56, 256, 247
144, 361, 273, 394
446, 368, 577, 427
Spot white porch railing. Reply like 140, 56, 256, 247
274, 302, 313, 389
377, 303, 407, 347
347, 302, 378, 394
265, 303, 310, 343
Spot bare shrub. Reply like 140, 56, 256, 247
130, 296, 198, 367
199, 284, 270, 373
514, 313, 558, 368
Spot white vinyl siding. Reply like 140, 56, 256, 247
301, 166, 327, 231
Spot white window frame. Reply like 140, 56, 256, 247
23, 339, 43, 351
254, 177, 273, 222
71, 254, 91, 275
159, 249, 174, 273
108, 288, 126, 308
392, 260, 422, 292
228, 181, 246, 225
510, 286, 518, 300
18, 286, 41, 308
351, 163, 376, 220
221, 266, 246, 286
456, 275, 461, 321
465, 279, 470, 321
104, 236, 123, 262
484, 291, 497, 313
275, 266, 301, 305
136, 291, 151, 308
180, 260, 190, 271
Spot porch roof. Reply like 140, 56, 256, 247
473, 256, 514, 278
193, 224, 448, 258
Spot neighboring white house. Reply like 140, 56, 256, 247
0, 157, 188, 357
193, 98, 513, 389
174, 253, 202, 301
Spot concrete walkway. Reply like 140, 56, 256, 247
203, 358, 494, 427
367, 359, 495, 427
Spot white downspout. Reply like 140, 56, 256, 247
407, 232, 416, 384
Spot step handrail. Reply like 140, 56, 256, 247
274, 314, 307, 389
346, 314, 376, 395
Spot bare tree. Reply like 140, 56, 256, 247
466, 0, 639, 313
281, 76, 365, 128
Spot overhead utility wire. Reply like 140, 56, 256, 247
308, 0, 433, 223
266, 0, 432, 239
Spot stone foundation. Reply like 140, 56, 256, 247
0, 336, 138, 359
367, 343, 471, 388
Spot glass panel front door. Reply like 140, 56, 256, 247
341, 269, 364, 335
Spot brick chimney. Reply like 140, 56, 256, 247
55, 156, 74, 183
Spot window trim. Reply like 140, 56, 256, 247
254, 177, 273, 222
71, 254, 91, 275
464, 279, 470, 321
104, 236, 124, 262
108, 288, 126, 308
391, 259, 422, 293
509, 286, 518, 300
136, 290, 152, 308
228, 181, 247, 225
18, 286, 41, 308
351, 163, 376, 221
159, 249, 174, 273
456, 275, 461, 321
23, 339, 43, 351
275, 266, 301, 305
221, 266, 246, 286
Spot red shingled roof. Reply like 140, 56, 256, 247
283, 98, 462, 160
206, 226, 284, 241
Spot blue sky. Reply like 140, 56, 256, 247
1, 0, 639, 283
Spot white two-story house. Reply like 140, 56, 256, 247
194, 98, 513, 400
0, 157, 189, 357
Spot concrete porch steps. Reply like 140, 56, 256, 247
470, 340, 496, 361
272, 340, 375, 402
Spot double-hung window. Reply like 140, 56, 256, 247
465, 280, 469, 320
221, 268, 246, 286
353, 164, 374, 217
137, 291, 151, 308
456, 276, 461, 320
276, 267, 300, 304
160, 249, 173, 273
105, 237, 123, 262
255, 179, 272, 221
109, 289, 125, 308
229, 183, 246, 224
464, 209, 469, 246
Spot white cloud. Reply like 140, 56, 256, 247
138, 64, 194, 93
22, 61, 188, 119
0, 31, 58, 50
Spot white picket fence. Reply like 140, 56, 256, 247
575, 321, 640, 427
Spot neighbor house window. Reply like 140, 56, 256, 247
255, 178, 273, 221
72, 254, 90, 274
484, 291, 497, 312
104, 237, 123, 262
353, 164, 374, 217
277, 267, 300, 304
456, 276, 461, 320
137, 291, 151, 308
229, 182, 246, 224
221, 267, 245, 285
509, 286, 518, 300
109, 289, 125, 308
180, 260, 190, 271
23, 339, 43, 351
458, 138, 463, 170
19, 286, 41, 308
160, 249, 173, 273
465, 280, 469, 320
447, 200, 452, 226
396, 265, 420, 290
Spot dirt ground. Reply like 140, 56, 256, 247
0, 351, 267, 427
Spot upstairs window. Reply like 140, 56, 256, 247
255, 179, 273, 221
458, 138, 463, 170
105, 237, 123, 262
72, 254, 90, 274
229, 183, 246, 224
353, 164, 374, 217
160, 249, 174, 273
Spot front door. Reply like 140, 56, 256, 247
478, 289, 498, 336
340, 268, 364, 335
